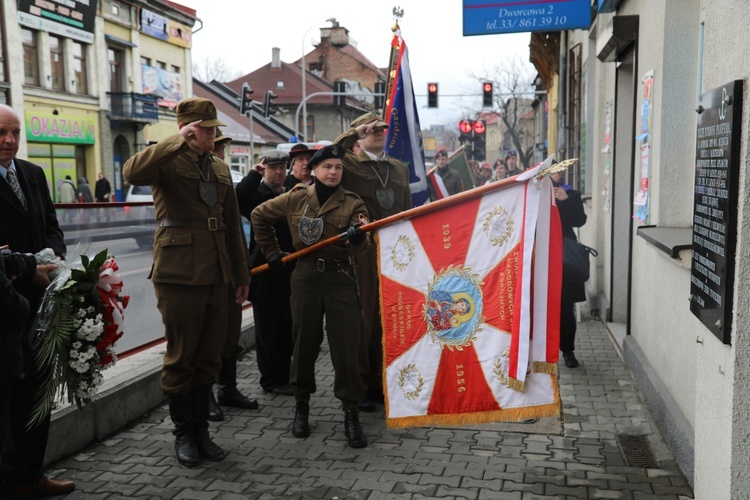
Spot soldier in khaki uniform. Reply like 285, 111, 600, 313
251, 144, 370, 448
334, 112, 413, 411
123, 98, 250, 468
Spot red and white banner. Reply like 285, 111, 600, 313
378, 168, 562, 427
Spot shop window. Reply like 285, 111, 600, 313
230, 156, 248, 174
49, 35, 64, 91
72, 41, 87, 95
22, 28, 39, 86
108, 47, 124, 93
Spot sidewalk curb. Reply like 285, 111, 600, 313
44, 311, 255, 467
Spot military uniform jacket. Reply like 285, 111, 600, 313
251, 183, 370, 261
236, 170, 294, 302
123, 133, 249, 287
429, 167, 464, 200
335, 130, 413, 221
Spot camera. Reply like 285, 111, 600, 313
0, 249, 36, 279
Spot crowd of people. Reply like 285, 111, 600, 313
0, 96, 588, 491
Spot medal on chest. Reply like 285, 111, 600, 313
298, 204, 324, 245
370, 162, 394, 209
188, 154, 218, 208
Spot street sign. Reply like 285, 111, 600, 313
463, 0, 592, 36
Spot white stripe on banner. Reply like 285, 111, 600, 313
531, 176, 554, 364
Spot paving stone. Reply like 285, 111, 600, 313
46, 321, 694, 500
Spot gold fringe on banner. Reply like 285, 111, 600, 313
385, 375, 561, 429
533, 361, 558, 375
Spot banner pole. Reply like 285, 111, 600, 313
251, 174, 523, 275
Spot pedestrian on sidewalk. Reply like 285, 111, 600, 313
552, 168, 587, 368
206, 131, 259, 422
251, 144, 371, 448
236, 150, 295, 399
123, 97, 250, 468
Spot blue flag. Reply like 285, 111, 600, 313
385, 33, 429, 206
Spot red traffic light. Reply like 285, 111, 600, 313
428, 83, 438, 93
483, 83, 492, 93
459, 120, 472, 134
473, 120, 486, 134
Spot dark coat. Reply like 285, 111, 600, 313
0, 255, 30, 380
0, 159, 66, 377
236, 170, 295, 303
557, 186, 587, 303
95, 177, 111, 202
77, 177, 94, 202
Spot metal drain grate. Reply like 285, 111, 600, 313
616, 434, 659, 468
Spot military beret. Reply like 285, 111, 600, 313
260, 150, 290, 165
176, 97, 226, 127
289, 143, 317, 158
435, 149, 448, 158
350, 111, 388, 130
308, 144, 346, 168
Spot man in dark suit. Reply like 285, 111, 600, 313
0, 104, 74, 497
236, 150, 295, 396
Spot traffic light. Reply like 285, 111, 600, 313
458, 119, 472, 146
427, 82, 438, 108
472, 119, 487, 161
263, 90, 277, 118
482, 82, 493, 107
239, 83, 254, 115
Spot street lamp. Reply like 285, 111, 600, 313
301, 17, 336, 142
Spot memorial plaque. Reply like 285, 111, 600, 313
690, 80, 742, 344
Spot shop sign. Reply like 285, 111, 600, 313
168, 20, 192, 48
230, 145, 251, 155
463, 0, 592, 36
18, 0, 97, 44
141, 8, 192, 48
25, 111, 96, 144
141, 9, 169, 41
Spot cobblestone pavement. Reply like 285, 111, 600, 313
48, 320, 694, 499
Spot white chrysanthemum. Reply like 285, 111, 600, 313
69, 350, 79, 360
72, 341, 82, 350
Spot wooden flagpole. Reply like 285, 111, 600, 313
251, 174, 524, 275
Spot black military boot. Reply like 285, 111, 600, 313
292, 401, 310, 438
192, 386, 226, 461
217, 358, 259, 409
344, 409, 367, 448
168, 393, 200, 467
208, 386, 224, 421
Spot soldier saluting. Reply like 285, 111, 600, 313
124, 98, 249, 468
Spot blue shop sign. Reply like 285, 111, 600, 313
463, 0, 592, 36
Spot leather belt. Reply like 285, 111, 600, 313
158, 217, 225, 231
299, 256, 352, 273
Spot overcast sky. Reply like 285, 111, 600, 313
182, 0, 534, 129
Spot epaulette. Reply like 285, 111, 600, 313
291, 184, 308, 192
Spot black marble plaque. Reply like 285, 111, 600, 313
689, 80, 742, 344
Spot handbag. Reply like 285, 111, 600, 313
562, 237, 598, 284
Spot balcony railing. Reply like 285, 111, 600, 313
107, 92, 159, 123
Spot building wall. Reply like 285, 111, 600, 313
578, 0, 750, 496
699, 2, 750, 498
